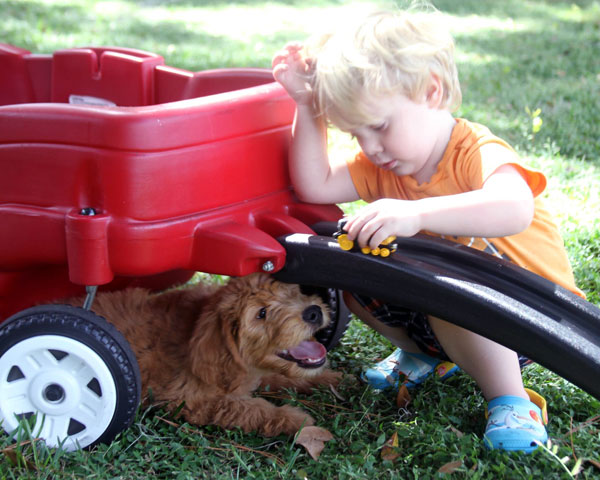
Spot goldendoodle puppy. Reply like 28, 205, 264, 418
71, 273, 340, 436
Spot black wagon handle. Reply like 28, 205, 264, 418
274, 225, 600, 400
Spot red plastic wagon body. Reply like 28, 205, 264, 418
0, 44, 342, 321
3, 45, 600, 452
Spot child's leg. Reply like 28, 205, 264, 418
343, 292, 458, 389
427, 316, 527, 401
344, 292, 547, 452
428, 315, 547, 452
343, 292, 421, 352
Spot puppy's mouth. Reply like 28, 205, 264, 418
277, 340, 327, 369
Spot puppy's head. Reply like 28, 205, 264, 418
190, 273, 331, 386
231, 274, 331, 377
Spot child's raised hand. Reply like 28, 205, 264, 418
272, 42, 314, 105
343, 199, 423, 249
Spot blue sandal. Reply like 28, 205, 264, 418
484, 388, 548, 453
361, 348, 459, 390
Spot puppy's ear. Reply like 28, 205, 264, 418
188, 301, 248, 392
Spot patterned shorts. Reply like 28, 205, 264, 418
352, 293, 451, 361
352, 293, 533, 367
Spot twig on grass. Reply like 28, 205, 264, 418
155, 416, 286, 467
566, 414, 600, 436
257, 390, 385, 420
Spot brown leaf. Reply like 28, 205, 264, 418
2, 442, 37, 470
381, 432, 400, 462
2, 449, 18, 465
396, 384, 411, 408
295, 426, 333, 460
588, 458, 600, 470
449, 425, 464, 438
438, 460, 463, 474
329, 383, 346, 402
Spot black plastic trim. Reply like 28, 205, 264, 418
274, 229, 600, 400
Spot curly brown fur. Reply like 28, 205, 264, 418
68, 274, 340, 436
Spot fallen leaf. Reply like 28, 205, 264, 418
449, 425, 464, 438
2, 450, 19, 466
329, 383, 346, 402
2, 443, 37, 470
438, 460, 463, 474
588, 458, 600, 470
396, 384, 411, 408
381, 432, 400, 462
295, 426, 333, 460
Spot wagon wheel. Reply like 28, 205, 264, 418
301, 286, 351, 351
0, 305, 141, 451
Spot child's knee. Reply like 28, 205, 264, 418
342, 290, 360, 313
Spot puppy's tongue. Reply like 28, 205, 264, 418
288, 340, 326, 361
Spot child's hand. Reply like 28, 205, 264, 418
272, 42, 314, 105
343, 199, 423, 249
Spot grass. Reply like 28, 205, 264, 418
1, 0, 600, 478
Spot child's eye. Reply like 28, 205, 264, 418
371, 122, 387, 131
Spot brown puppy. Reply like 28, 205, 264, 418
71, 273, 340, 436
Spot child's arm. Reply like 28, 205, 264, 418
344, 145, 535, 249
272, 44, 359, 205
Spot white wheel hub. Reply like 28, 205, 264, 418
0, 335, 118, 450
29, 368, 81, 415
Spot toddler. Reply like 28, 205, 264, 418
272, 8, 584, 452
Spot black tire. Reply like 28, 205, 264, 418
302, 285, 351, 351
0, 304, 141, 450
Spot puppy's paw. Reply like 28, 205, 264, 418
260, 369, 343, 394
262, 405, 314, 436
295, 368, 343, 392
316, 369, 343, 387
280, 404, 315, 433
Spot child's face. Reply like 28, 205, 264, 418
345, 92, 446, 180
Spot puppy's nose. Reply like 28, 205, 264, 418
302, 305, 323, 326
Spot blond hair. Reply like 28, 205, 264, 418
306, 9, 462, 130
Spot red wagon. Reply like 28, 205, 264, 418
0, 44, 345, 450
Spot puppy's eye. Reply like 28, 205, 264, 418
256, 307, 267, 320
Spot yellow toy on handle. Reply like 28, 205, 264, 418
333, 218, 398, 257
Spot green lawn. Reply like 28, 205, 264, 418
1, 0, 599, 478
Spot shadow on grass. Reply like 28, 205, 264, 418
4, 0, 598, 160
2, 0, 307, 69
122, 0, 346, 6
2, 1, 92, 51
437, 1, 600, 160
434, 0, 600, 17
121, 18, 307, 70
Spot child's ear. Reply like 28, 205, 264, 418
425, 73, 444, 108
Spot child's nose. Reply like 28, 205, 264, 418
360, 135, 383, 156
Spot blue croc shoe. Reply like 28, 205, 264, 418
361, 348, 459, 390
484, 388, 548, 453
